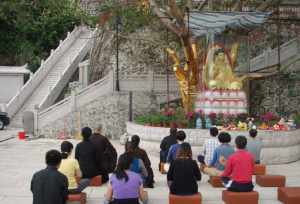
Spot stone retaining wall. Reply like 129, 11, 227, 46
39, 91, 177, 139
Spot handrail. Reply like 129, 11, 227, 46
39, 71, 112, 117
37, 70, 178, 128
38, 28, 94, 110
238, 38, 299, 72
6, 26, 85, 117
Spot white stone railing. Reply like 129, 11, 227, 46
119, 71, 179, 92
247, 38, 300, 72
39, 27, 95, 110
38, 71, 114, 128
6, 26, 84, 118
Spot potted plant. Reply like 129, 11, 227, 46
293, 114, 300, 128
260, 112, 279, 128
186, 111, 196, 128
208, 112, 217, 125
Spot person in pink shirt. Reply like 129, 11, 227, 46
221, 135, 255, 192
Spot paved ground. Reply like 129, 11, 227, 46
0, 129, 300, 204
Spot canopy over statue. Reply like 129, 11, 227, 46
188, 11, 271, 38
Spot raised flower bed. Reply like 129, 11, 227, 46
134, 108, 300, 131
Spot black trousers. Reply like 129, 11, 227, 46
221, 177, 254, 192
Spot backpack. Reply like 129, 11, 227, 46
102, 138, 118, 173
130, 158, 141, 174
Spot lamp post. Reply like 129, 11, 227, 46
166, 29, 170, 109
186, 6, 191, 113
116, 14, 122, 92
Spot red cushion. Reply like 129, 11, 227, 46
68, 192, 86, 203
209, 176, 224, 188
169, 193, 202, 204
278, 187, 300, 204
253, 164, 266, 175
256, 175, 286, 187
222, 190, 259, 204
89, 175, 102, 186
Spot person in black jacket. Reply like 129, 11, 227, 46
90, 125, 117, 183
131, 135, 155, 188
31, 150, 68, 204
75, 127, 99, 179
160, 128, 177, 163
167, 142, 201, 195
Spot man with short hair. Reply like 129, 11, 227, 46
202, 127, 220, 165
201, 132, 234, 176
167, 130, 186, 163
31, 150, 68, 204
75, 127, 99, 179
246, 129, 263, 164
160, 127, 177, 163
221, 135, 255, 192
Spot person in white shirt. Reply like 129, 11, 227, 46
198, 127, 219, 165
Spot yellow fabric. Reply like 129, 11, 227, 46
58, 157, 79, 189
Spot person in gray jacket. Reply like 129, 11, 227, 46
246, 129, 263, 164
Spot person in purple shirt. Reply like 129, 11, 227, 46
104, 153, 148, 204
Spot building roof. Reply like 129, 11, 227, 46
0, 64, 31, 74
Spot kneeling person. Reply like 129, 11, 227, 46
221, 135, 254, 192
59, 141, 90, 194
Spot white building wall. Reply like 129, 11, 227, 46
0, 74, 24, 104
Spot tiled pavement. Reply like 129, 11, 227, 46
0, 129, 300, 204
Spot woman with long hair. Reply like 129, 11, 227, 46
58, 141, 90, 194
167, 142, 201, 195
125, 141, 148, 179
104, 153, 148, 204
130, 135, 154, 188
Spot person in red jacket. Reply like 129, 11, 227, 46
221, 135, 255, 192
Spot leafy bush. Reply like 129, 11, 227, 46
0, 0, 90, 71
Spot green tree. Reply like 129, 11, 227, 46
0, 0, 87, 72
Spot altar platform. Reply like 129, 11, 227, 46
126, 122, 300, 165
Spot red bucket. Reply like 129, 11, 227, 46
18, 132, 25, 140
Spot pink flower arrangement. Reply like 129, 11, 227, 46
186, 111, 195, 120
260, 112, 278, 123
162, 107, 176, 116
208, 112, 217, 120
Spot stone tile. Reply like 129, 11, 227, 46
1, 134, 300, 204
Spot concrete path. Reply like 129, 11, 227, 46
0, 131, 299, 204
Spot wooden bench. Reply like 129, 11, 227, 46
209, 176, 224, 188
68, 192, 87, 204
256, 175, 286, 187
222, 190, 259, 204
89, 175, 102, 186
169, 193, 202, 204
278, 187, 300, 204
253, 164, 266, 175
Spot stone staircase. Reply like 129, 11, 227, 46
6, 26, 94, 127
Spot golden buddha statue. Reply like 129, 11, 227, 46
203, 44, 245, 90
